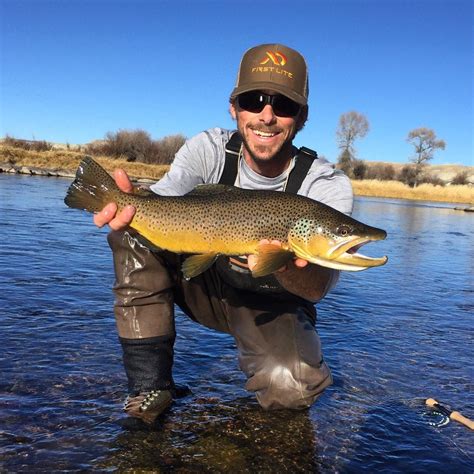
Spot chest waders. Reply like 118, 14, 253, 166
114, 133, 323, 423
215, 131, 318, 294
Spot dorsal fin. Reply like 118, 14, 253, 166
185, 184, 238, 196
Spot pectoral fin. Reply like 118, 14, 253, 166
251, 244, 294, 278
182, 253, 218, 280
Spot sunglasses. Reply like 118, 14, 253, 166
236, 91, 302, 118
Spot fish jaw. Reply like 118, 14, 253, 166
288, 227, 388, 272
325, 235, 388, 270
293, 254, 386, 272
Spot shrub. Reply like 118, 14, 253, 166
366, 163, 396, 181
420, 175, 445, 187
337, 148, 353, 175
85, 130, 186, 165
151, 134, 186, 165
451, 171, 469, 185
336, 154, 368, 180
398, 165, 418, 187
3, 135, 52, 152
352, 159, 367, 180
84, 141, 104, 156
398, 165, 441, 187
104, 129, 154, 162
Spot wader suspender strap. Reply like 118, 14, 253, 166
219, 131, 242, 185
219, 132, 318, 193
285, 146, 318, 194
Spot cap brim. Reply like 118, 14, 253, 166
230, 82, 307, 106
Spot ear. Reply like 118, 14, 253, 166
229, 101, 237, 120
296, 105, 308, 132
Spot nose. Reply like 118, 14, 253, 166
259, 104, 277, 124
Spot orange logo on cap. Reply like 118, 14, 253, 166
260, 51, 287, 66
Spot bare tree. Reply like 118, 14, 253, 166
406, 127, 446, 186
336, 111, 370, 159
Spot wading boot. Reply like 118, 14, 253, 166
120, 335, 175, 425
123, 389, 173, 425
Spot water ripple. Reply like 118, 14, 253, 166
1, 175, 473, 471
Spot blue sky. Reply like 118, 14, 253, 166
1, 0, 472, 165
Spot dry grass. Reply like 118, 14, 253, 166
0, 145, 168, 181
352, 179, 473, 204
1, 145, 473, 204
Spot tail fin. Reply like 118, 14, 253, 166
64, 157, 120, 213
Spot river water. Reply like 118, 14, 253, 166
1, 174, 473, 472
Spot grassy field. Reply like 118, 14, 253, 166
352, 179, 473, 204
1, 145, 473, 205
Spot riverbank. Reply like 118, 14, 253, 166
0, 145, 168, 183
1, 145, 473, 205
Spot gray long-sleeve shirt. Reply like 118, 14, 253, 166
150, 128, 354, 215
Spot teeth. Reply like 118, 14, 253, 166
253, 130, 276, 137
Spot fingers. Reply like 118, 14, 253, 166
108, 205, 136, 231
94, 202, 117, 228
294, 258, 309, 268
257, 239, 281, 247
93, 168, 136, 230
247, 254, 257, 271
93, 203, 136, 230
114, 168, 134, 193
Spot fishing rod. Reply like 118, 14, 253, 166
425, 398, 474, 430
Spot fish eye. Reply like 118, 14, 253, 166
336, 225, 351, 237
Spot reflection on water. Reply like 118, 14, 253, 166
1, 175, 473, 472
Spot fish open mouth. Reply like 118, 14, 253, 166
292, 234, 388, 272
325, 235, 388, 271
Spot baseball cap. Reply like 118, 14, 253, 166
230, 44, 309, 106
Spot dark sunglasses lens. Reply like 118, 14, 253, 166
237, 92, 265, 113
237, 92, 301, 117
272, 96, 301, 117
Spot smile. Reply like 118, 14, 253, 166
252, 129, 279, 138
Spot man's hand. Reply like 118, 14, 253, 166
247, 239, 308, 272
93, 168, 136, 230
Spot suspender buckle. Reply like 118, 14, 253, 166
298, 146, 318, 159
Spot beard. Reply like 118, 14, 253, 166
240, 126, 295, 164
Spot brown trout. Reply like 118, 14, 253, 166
64, 157, 387, 278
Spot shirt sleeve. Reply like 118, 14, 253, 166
149, 129, 226, 196
296, 157, 354, 215
306, 170, 354, 216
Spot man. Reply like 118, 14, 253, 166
94, 44, 353, 425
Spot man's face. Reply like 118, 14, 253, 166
230, 90, 307, 163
